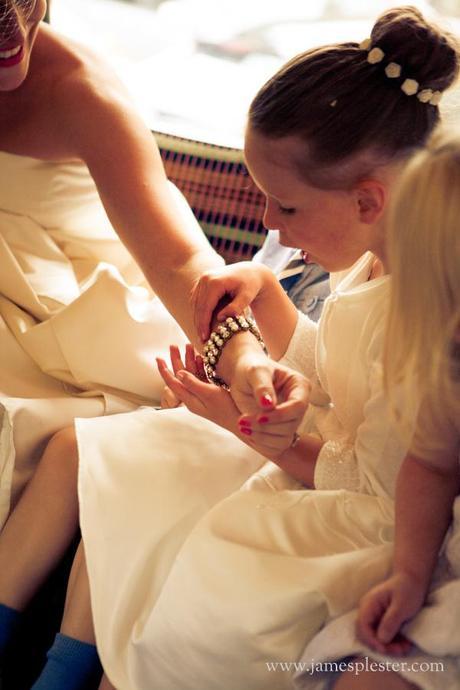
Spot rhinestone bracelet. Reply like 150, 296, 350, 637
202, 315, 267, 389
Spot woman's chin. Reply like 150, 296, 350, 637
0, 60, 29, 91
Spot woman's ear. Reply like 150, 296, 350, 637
355, 180, 386, 224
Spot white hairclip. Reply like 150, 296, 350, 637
385, 62, 401, 79
360, 38, 442, 105
401, 78, 419, 96
368, 47, 385, 64
417, 88, 433, 103
429, 91, 442, 106
359, 38, 372, 51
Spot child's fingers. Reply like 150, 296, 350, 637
195, 353, 207, 380
160, 385, 181, 409
156, 359, 199, 409
236, 428, 296, 452
193, 280, 228, 342
215, 293, 253, 322
243, 363, 278, 410
169, 345, 186, 376
157, 357, 171, 386
380, 634, 413, 657
377, 601, 406, 645
157, 358, 185, 396
185, 343, 198, 376
238, 416, 300, 437
176, 369, 219, 402
238, 399, 306, 426
356, 597, 388, 654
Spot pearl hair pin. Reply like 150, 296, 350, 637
359, 38, 442, 106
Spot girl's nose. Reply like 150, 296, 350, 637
263, 200, 284, 232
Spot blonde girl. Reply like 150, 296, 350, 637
354, 131, 460, 683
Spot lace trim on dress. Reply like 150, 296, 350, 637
314, 440, 361, 492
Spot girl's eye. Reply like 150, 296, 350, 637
278, 205, 296, 215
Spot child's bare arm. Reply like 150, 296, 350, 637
357, 452, 459, 654
192, 263, 299, 360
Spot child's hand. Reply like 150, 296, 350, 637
160, 385, 181, 409
159, 344, 205, 409
229, 357, 311, 457
357, 572, 427, 656
157, 344, 240, 433
156, 346, 310, 461
191, 263, 270, 341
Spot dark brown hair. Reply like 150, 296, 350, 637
249, 6, 459, 188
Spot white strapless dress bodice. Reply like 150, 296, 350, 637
0, 151, 190, 524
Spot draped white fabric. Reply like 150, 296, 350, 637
77, 254, 407, 690
0, 151, 189, 523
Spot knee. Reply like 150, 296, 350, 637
42, 425, 79, 476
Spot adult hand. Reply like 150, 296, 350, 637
191, 263, 270, 341
357, 572, 427, 656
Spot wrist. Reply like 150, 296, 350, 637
251, 266, 280, 311
215, 330, 268, 387
276, 434, 322, 487
391, 567, 431, 594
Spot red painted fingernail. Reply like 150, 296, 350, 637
260, 394, 274, 407
258, 416, 269, 424
240, 427, 252, 436
239, 418, 251, 427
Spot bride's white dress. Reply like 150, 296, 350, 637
0, 151, 189, 524
76, 252, 408, 690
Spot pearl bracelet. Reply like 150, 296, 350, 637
202, 315, 267, 389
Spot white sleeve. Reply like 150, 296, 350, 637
278, 309, 318, 379
314, 358, 410, 499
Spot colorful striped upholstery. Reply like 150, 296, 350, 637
154, 131, 267, 264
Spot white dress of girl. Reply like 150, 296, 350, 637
0, 151, 188, 525
76, 252, 408, 690
295, 416, 460, 690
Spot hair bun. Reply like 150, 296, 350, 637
370, 5, 459, 92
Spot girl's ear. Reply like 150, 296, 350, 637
354, 180, 386, 224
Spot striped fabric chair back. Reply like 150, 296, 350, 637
154, 131, 267, 264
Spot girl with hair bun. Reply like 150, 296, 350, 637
0, 6, 459, 690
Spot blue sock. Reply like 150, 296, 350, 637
31, 633, 102, 690
0, 603, 20, 657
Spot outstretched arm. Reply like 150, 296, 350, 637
57, 60, 223, 346
357, 452, 460, 655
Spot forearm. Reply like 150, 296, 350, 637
250, 265, 299, 360
393, 454, 460, 591
96, 164, 224, 346
68, 83, 223, 345
213, 266, 299, 383
274, 434, 323, 487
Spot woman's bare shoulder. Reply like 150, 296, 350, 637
0, 25, 130, 159
33, 25, 124, 102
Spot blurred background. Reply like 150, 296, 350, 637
50, 0, 460, 146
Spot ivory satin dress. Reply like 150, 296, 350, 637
0, 151, 189, 524
76, 253, 409, 690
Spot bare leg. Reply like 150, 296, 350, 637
333, 658, 419, 690
60, 541, 95, 645
98, 674, 117, 690
0, 426, 79, 610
